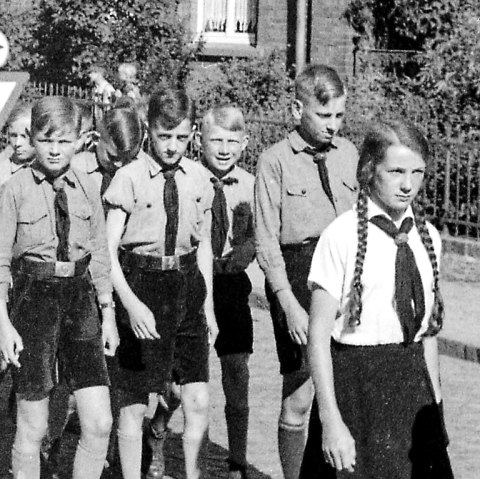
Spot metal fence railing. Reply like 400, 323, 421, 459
2, 81, 480, 238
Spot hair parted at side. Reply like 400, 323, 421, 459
98, 102, 145, 164
31, 96, 81, 138
148, 86, 195, 130
201, 103, 246, 134
348, 119, 444, 335
295, 64, 345, 105
7, 101, 32, 127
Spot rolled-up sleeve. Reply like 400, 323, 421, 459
85, 183, 113, 296
0, 183, 17, 300
103, 169, 135, 214
254, 152, 290, 292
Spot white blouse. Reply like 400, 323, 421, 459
308, 199, 442, 345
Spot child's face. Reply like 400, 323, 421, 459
293, 95, 346, 148
8, 116, 35, 164
370, 144, 426, 221
200, 124, 247, 173
149, 118, 194, 166
32, 128, 79, 178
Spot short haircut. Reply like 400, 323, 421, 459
90, 64, 107, 76
201, 104, 246, 134
31, 96, 81, 138
357, 120, 430, 190
148, 86, 195, 130
7, 101, 32, 127
98, 103, 145, 164
295, 64, 345, 105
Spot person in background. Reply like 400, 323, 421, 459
300, 120, 453, 479
0, 102, 35, 185
254, 64, 359, 479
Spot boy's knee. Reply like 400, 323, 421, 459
182, 384, 209, 415
83, 412, 113, 439
17, 415, 49, 445
280, 395, 311, 426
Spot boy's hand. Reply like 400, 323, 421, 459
127, 300, 160, 340
277, 291, 309, 345
0, 322, 23, 368
322, 417, 356, 472
101, 309, 119, 356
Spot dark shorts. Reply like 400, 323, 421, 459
10, 272, 109, 401
114, 260, 209, 407
213, 271, 253, 357
300, 341, 454, 479
266, 241, 316, 375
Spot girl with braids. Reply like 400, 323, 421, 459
300, 120, 453, 478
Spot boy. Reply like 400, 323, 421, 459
0, 96, 118, 479
254, 64, 359, 479
0, 102, 35, 185
147, 104, 255, 479
104, 86, 216, 479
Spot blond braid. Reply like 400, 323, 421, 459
348, 188, 369, 327
413, 199, 444, 335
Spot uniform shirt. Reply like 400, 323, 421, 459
104, 153, 213, 256
0, 146, 29, 186
202, 164, 255, 271
71, 151, 103, 192
0, 161, 112, 300
308, 199, 442, 345
255, 129, 359, 293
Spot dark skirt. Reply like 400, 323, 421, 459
300, 341, 454, 479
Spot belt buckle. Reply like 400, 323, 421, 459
161, 255, 179, 271
54, 261, 75, 277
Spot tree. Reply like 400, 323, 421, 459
3, 0, 202, 92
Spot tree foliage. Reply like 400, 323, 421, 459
2, 0, 202, 93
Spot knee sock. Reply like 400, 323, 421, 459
225, 404, 249, 467
72, 439, 108, 479
117, 429, 143, 479
11, 445, 40, 479
278, 420, 307, 479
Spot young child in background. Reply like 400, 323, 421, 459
146, 104, 255, 479
116, 63, 142, 103
300, 120, 453, 478
0, 96, 118, 479
254, 64, 359, 479
0, 102, 35, 185
104, 86, 216, 479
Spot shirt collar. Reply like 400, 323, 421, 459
366, 197, 414, 226
76, 151, 100, 174
205, 164, 238, 181
31, 160, 77, 188
146, 152, 186, 178
288, 129, 338, 154
10, 160, 29, 174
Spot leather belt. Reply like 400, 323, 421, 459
280, 237, 319, 252
15, 255, 91, 279
120, 249, 197, 272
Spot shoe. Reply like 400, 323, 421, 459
146, 424, 167, 479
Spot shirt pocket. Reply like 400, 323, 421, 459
70, 205, 92, 247
17, 210, 50, 249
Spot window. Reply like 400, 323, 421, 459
196, 0, 258, 45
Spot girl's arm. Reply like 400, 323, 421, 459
106, 207, 160, 340
308, 285, 356, 473
423, 335, 442, 403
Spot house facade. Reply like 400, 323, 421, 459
179, 0, 355, 77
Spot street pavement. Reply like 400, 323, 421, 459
1, 254, 480, 478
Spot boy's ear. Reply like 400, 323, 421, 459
194, 130, 202, 149
241, 134, 249, 151
292, 99, 304, 122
